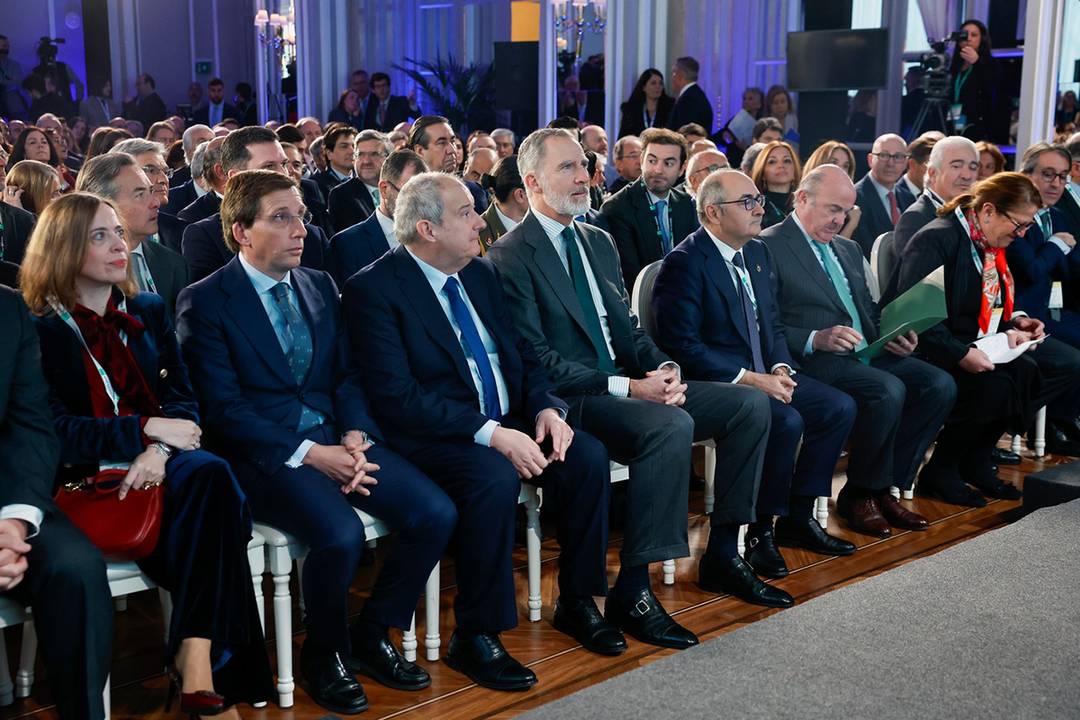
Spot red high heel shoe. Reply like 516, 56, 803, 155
165, 667, 228, 717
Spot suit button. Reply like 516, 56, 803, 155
160, 368, 168, 379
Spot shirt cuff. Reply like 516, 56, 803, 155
731, 368, 747, 384
285, 440, 316, 469
803, 331, 817, 356
474, 419, 501, 447
607, 375, 631, 398
770, 363, 795, 376
536, 407, 567, 424
657, 361, 681, 379
1049, 235, 1073, 255
0, 505, 44, 539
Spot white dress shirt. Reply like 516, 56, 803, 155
494, 204, 520, 234
375, 207, 398, 251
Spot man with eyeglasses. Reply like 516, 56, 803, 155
852, 133, 917, 259
684, 149, 729, 199
182, 126, 331, 282
178, 169, 451, 714
609, 136, 642, 194
328, 129, 392, 234
761, 165, 952, 535
109, 138, 189, 256
330, 149, 428, 285
653, 169, 858, 582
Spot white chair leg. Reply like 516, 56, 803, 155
103, 673, 111, 719
661, 559, 675, 585
815, 496, 829, 529
736, 524, 747, 557
402, 613, 418, 663
0, 629, 13, 706
253, 573, 266, 635
424, 563, 440, 662
703, 444, 717, 514
15, 618, 35, 699
889, 486, 900, 499
902, 487, 915, 500
523, 487, 543, 622
295, 556, 306, 616
114, 596, 127, 612
1011, 432, 1022, 454
158, 589, 173, 645
1035, 406, 1047, 458
272, 556, 295, 708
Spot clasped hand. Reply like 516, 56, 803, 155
629, 366, 686, 405
492, 409, 573, 480
0, 519, 30, 591
304, 430, 380, 495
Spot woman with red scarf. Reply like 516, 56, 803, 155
889, 172, 1079, 506
19, 192, 272, 718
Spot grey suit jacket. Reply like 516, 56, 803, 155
141, 239, 189, 318
759, 213, 880, 359
487, 211, 670, 397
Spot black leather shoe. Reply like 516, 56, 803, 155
445, 630, 536, 691
300, 642, 369, 715
1062, 416, 1080, 444
552, 596, 627, 656
698, 553, 794, 609
917, 472, 987, 508
990, 447, 1021, 465
774, 515, 856, 556
966, 474, 1023, 500
743, 527, 789, 578
346, 630, 431, 691
604, 588, 698, 650
1041, 423, 1080, 457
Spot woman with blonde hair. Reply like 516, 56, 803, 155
21, 192, 272, 718
750, 140, 801, 229
5, 159, 61, 215
804, 140, 856, 179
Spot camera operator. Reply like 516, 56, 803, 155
29, 37, 83, 106
948, 19, 998, 142
0, 35, 29, 121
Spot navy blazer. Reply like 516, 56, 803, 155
342, 246, 566, 458
666, 83, 713, 133
1057, 191, 1080, 309
175, 257, 379, 476
33, 292, 199, 480
176, 191, 221, 224
181, 211, 331, 283
329, 212, 390, 286
1007, 208, 1072, 320
166, 180, 198, 215
328, 177, 377, 237
652, 228, 795, 383
852, 175, 915, 260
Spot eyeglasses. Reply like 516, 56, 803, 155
1001, 210, 1034, 236
692, 163, 727, 177
258, 210, 313, 228
715, 194, 766, 212
141, 164, 174, 180
1038, 169, 1069, 184
872, 152, 909, 163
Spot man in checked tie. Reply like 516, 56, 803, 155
760, 165, 953, 537
652, 168, 858, 584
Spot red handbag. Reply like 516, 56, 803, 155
53, 468, 164, 561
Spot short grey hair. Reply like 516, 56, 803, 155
182, 124, 212, 160
518, 128, 578, 189
740, 143, 765, 174
928, 136, 978, 170
695, 168, 744, 222
355, 129, 393, 157
74, 152, 138, 200
1066, 132, 1080, 162
110, 138, 165, 160
491, 128, 514, 145
1020, 142, 1072, 174
190, 141, 210, 180
395, 172, 465, 245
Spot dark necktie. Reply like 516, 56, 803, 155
887, 189, 900, 225
271, 282, 321, 430
443, 277, 502, 420
731, 253, 766, 373
561, 227, 616, 373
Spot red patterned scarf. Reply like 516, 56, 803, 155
966, 209, 1013, 334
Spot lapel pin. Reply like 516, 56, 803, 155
755, 264, 762, 273
160, 368, 168, 379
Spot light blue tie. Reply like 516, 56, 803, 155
812, 243, 868, 356
654, 199, 672, 254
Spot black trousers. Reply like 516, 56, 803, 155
568, 381, 770, 566
14, 512, 112, 720
1029, 336, 1080, 422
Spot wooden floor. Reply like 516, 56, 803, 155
3, 444, 1069, 720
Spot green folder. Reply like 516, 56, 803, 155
855, 266, 948, 360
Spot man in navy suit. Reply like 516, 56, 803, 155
310, 124, 356, 205
365, 72, 421, 133
852, 133, 916, 259
342, 173, 620, 691
182, 126, 331, 282
407, 115, 488, 214
327, 129, 391, 236
177, 171, 453, 715
176, 135, 226, 224
192, 78, 237, 127
666, 57, 713, 133
653, 169, 858, 578
330, 149, 427, 285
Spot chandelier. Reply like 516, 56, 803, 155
552, 0, 607, 34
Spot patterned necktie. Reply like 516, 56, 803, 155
443, 277, 502, 420
131, 251, 156, 294
270, 282, 321, 431
654, 199, 672, 254
887, 190, 900, 225
377, 102, 387, 127
812, 242, 868, 356
561, 226, 616, 373
731, 252, 766, 373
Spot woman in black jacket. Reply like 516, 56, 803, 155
949, 19, 999, 141
617, 69, 675, 139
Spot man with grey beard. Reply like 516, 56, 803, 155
488, 129, 779, 642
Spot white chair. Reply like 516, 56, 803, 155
1011, 406, 1048, 458
253, 510, 439, 708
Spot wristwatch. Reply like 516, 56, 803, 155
152, 442, 173, 458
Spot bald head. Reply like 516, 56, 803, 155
696, 169, 763, 246
795, 165, 856, 244
581, 125, 608, 156
686, 149, 730, 195
463, 147, 498, 183
868, 133, 908, 186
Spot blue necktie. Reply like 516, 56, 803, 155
270, 283, 321, 431
443, 277, 502, 421
654, 199, 672, 254
731, 253, 766, 373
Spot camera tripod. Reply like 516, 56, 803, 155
907, 95, 950, 141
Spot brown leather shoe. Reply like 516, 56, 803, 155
836, 490, 891, 537
874, 491, 929, 531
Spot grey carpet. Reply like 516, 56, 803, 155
522, 500, 1080, 720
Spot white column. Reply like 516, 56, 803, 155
878, 0, 909, 138
538, 1, 557, 125
1017, 0, 1065, 153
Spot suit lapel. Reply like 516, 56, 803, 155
522, 213, 596, 339
290, 269, 325, 373
778, 216, 849, 315
366, 215, 391, 257
697, 231, 750, 348
461, 262, 510, 363
631, 183, 661, 259
220, 258, 296, 385
860, 179, 890, 232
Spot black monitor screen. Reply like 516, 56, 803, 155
786, 29, 889, 91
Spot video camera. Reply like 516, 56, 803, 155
35, 36, 65, 65
919, 30, 967, 99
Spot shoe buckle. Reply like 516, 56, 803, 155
747, 535, 759, 550
634, 598, 651, 615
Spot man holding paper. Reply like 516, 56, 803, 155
653, 169, 860, 577
760, 166, 951, 536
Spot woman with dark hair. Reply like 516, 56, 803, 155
10, 125, 60, 168
750, 140, 801, 229
949, 19, 999, 141
84, 126, 133, 161
477, 154, 528, 254
67, 115, 89, 155
617, 68, 675, 139
975, 140, 1006, 179
890, 172, 1076, 506
765, 84, 798, 136
20, 192, 273, 717
327, 89, 366, 131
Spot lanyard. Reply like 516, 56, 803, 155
953, 206, 982, 272
643, 107, 654, 129
50, 297, 128, 417
954, 67, 972, 103
132, 250, 157, 294
1037, 209, 1053, 239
